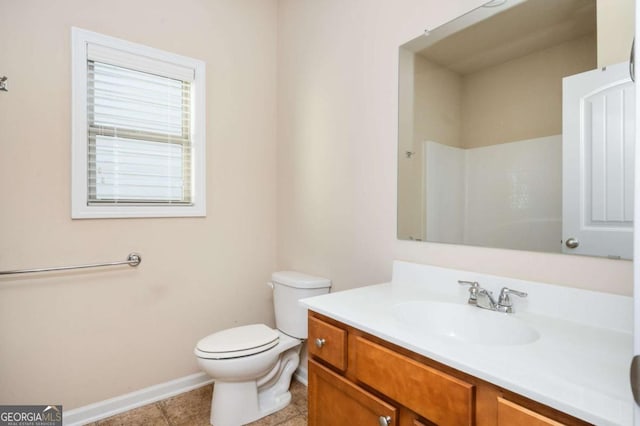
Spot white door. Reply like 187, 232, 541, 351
562, 62, 635, 259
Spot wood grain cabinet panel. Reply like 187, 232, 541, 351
353, 336, 474, 426
307, 316, 348, 372
308, 359, 397, 426
497, 397, 566, 426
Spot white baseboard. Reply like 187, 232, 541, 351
294, 365, 308, 386
63, 372, 214, 426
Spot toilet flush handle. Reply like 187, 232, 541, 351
266, 281, 274, 289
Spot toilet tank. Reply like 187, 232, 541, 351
271, 271, 331, 339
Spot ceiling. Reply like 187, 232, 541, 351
417, 0, 596, 75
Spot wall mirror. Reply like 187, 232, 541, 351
398, 0, 635, 259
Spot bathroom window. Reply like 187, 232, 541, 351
71, 28, 206, 218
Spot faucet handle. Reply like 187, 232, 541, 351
497, 287, 527, 312
458, 280, 480, 302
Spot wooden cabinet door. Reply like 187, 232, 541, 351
308, 315, 347, 371
353, 336, 474, 426
308, 359, 397, 426
497, 397, 566, 426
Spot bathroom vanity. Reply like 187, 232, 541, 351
301, 261, 634, 426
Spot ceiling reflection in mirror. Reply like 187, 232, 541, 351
397, 0, 635, 259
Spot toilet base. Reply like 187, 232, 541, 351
209, 345, 301, 426
210, 384, 293, 426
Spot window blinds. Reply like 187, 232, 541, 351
87, 60, 193, 205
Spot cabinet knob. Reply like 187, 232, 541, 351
378, 416, 391, 426
315, 338, 326, 348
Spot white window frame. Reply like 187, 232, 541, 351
71, 27, 206, 218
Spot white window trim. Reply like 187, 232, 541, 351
71, 27, 206, 218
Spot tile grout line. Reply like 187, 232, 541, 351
155, 400, 173, 426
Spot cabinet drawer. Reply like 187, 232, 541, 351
354, 337, 474, 426
497, 397, 566, 426
309, 359, 397, 426
308, 315, 347, 371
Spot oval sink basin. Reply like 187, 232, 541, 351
392, 301, 540, 346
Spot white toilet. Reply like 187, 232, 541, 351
194, 271, 331, 426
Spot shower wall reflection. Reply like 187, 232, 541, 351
425, 136, 561, 252
397, 0, 598, 253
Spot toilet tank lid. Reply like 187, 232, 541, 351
271, 271, 331, 289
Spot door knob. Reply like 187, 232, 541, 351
315, 338, 326, 348
631, 355, 640, 406
565, 238, 579, 249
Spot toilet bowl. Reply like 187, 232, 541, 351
194, 271, 331, 426
195, 325, 301, 425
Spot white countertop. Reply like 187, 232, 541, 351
300, 261, 634, 426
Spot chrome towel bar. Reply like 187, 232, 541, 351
0, 252, 141, 276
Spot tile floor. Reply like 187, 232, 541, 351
85, 380, 308, 426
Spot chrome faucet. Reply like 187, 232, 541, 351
457, 280, 480, 305
496, 287, 528, 313
476, 287, 498, 310
458, 280, 527, 313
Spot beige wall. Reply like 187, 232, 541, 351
461, 34, 596, 148
277, 0, 632, 296
414, 56, 463, 149
598, 0, 635, 67
397, 49, 422, 240
0, 0, 278, 409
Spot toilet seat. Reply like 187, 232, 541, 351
195, 324, 279, 359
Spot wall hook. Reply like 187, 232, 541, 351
0, 76, 7, 92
